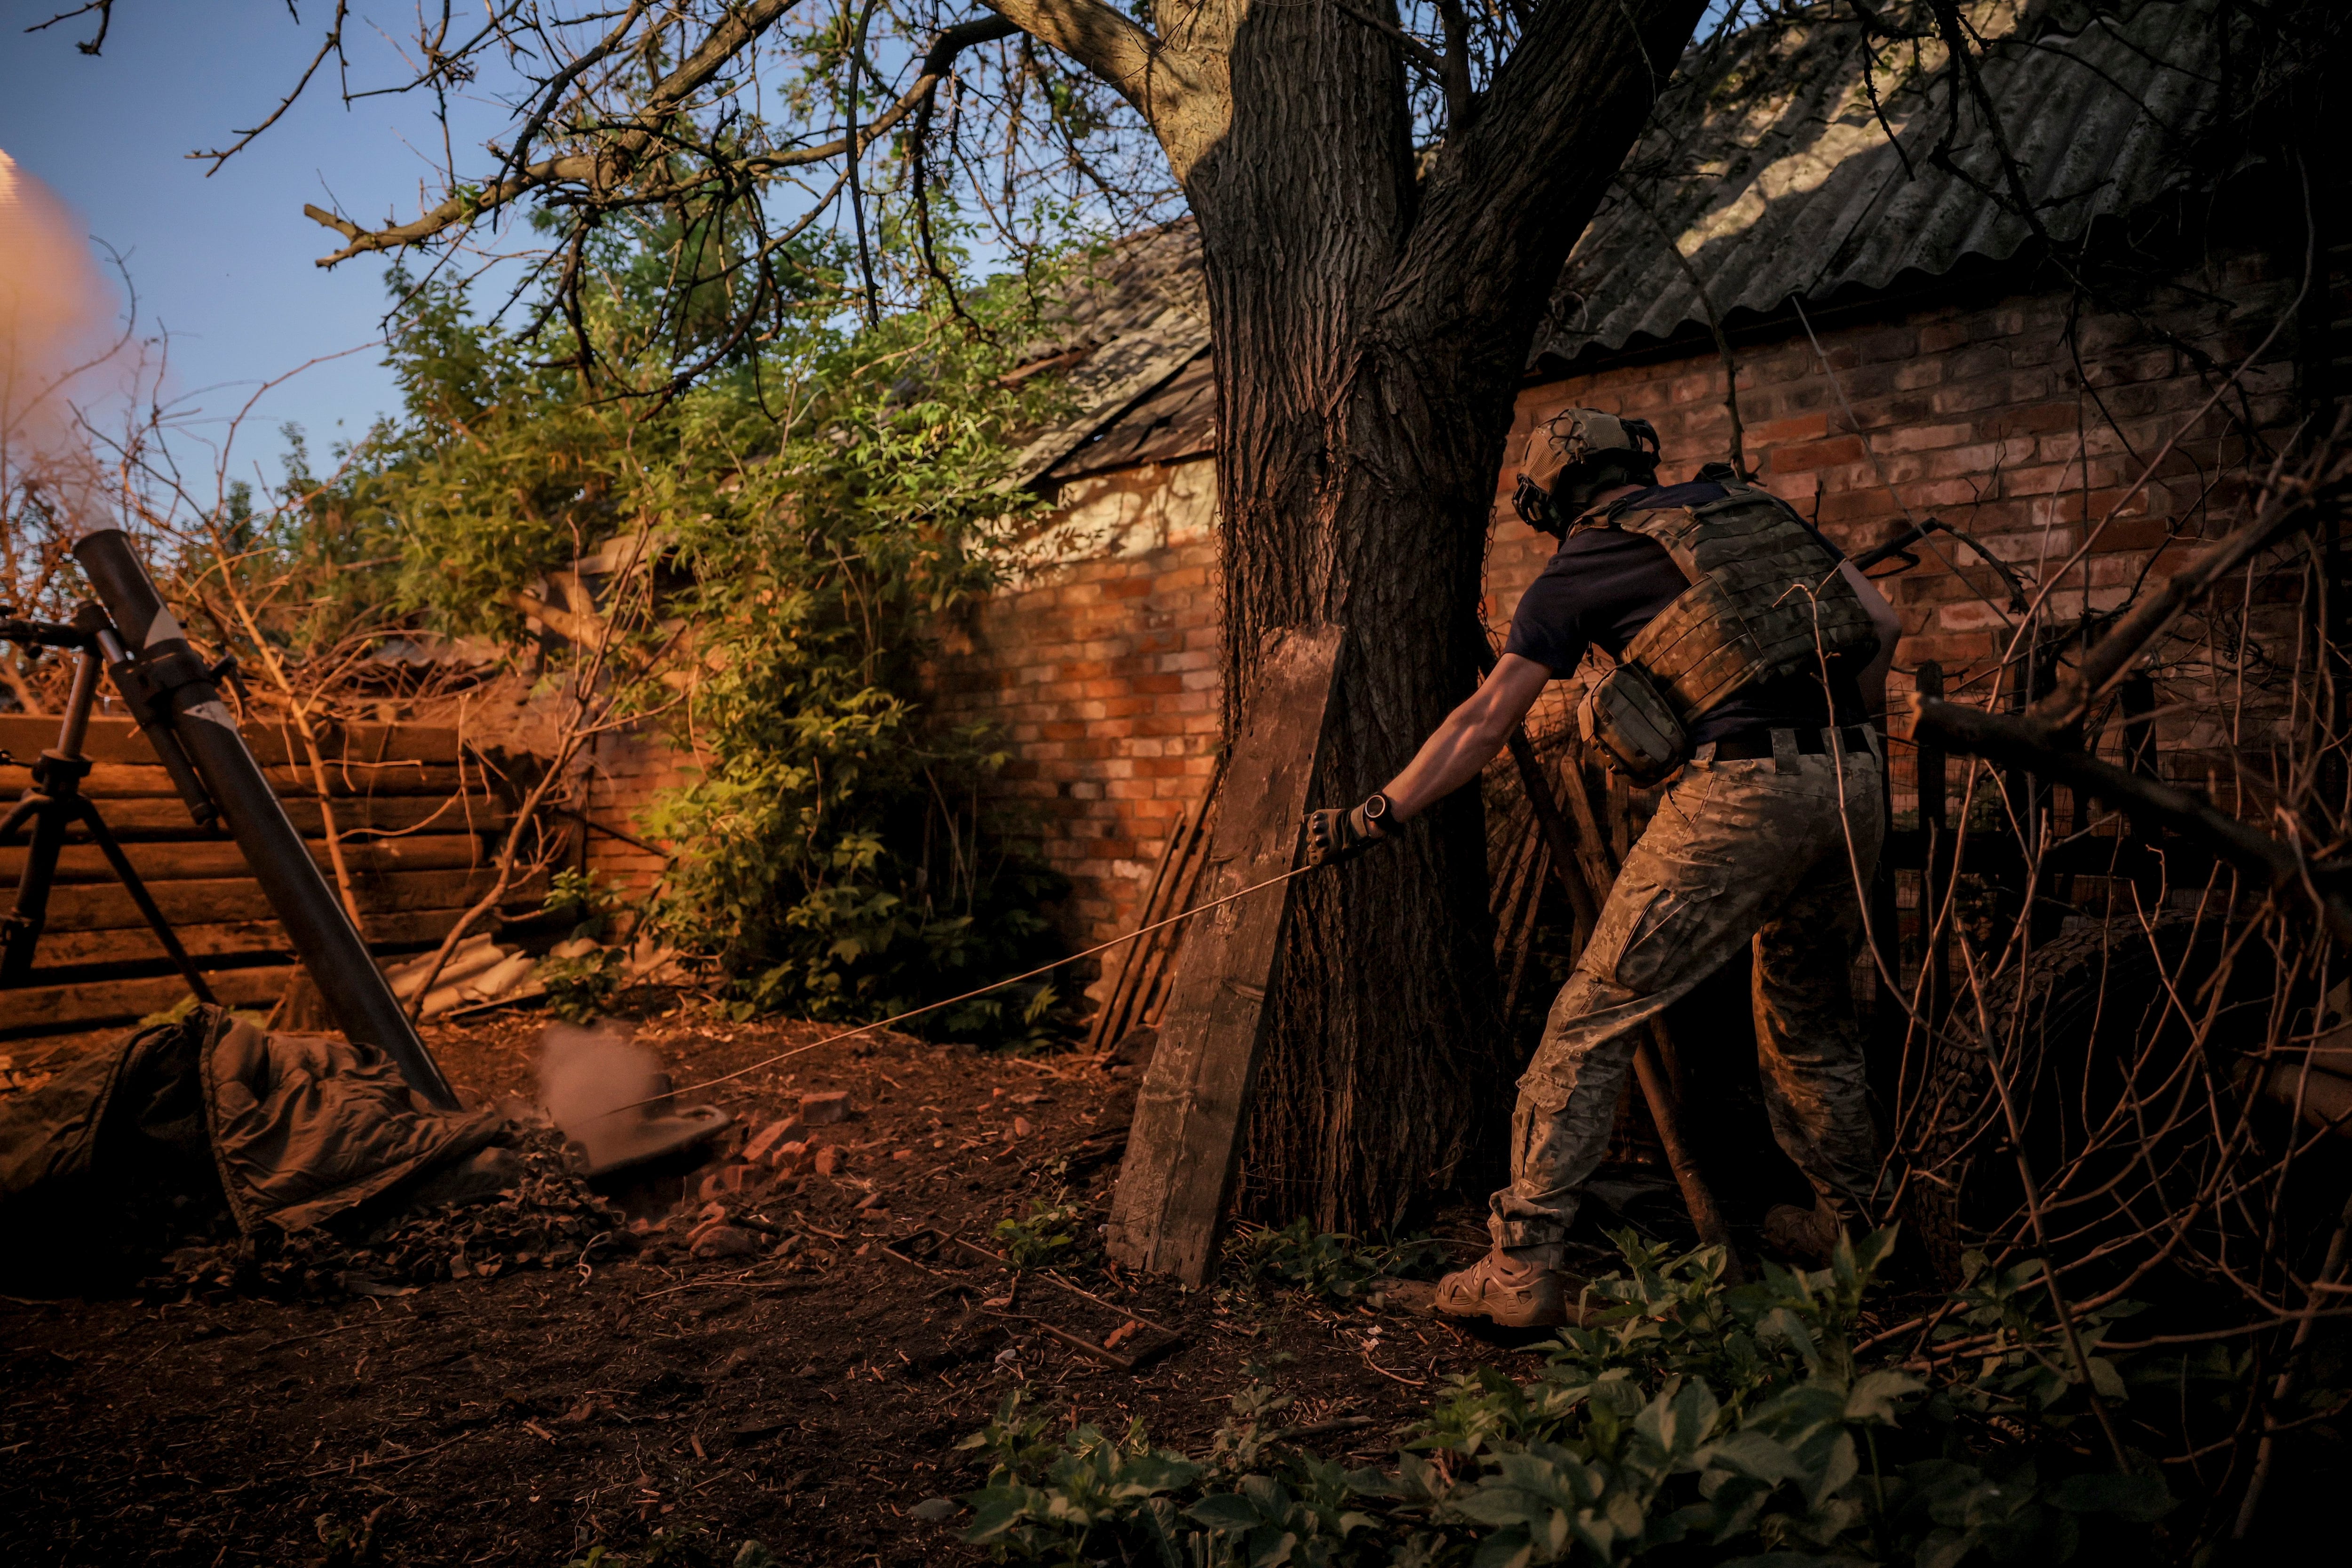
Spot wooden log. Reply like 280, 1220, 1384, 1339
19, 794, 509, 839
49, 762, 472, 799
37, 866, 550, 934
0, 833, 492, 886
0, 965, 296, 1035
1917, 699, 2352, 941
1106, 625, 1343, 1285
0, 714, 463, 769
13, 907, 480, 968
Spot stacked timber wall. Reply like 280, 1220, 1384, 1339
0, 714, 545, 1043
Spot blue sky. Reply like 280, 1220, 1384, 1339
0, 4, 523, 474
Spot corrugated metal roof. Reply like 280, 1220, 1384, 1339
1007, 225, 1209, 483
1017, 1, 2232, 478
1541, 0, 2228, 361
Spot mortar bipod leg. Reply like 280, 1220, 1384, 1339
72, 795, 218, 1007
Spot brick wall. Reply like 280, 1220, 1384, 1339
927, 459, 1223, 971
588, 249, 2305, 991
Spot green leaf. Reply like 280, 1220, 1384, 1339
1186, 1492, 1267, 1532
1844, 1369, 1925, 1424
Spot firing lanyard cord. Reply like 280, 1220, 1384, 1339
592, 861, 1317, 1121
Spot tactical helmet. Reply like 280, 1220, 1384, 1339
1511, 408, 1663, 535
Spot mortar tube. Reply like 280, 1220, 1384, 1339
72, 528, 460, 1109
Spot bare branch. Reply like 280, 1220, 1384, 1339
978, 0, 1171, 125
1330, 0, 1449, 84
305, 0, 807, 263
2028, 414, 2352, 736
24, 0, 112, 55
302, 6, 1022, 267
189, 1, 350, 175
1915, 700, 2352, 945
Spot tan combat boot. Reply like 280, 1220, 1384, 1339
1432, 1248, 1587, 1329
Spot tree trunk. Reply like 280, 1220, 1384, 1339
1176, 0, 1710, 1231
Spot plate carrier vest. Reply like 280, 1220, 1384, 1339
1575, 484, 1877, 784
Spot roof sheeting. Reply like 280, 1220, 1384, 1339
1007, 225, 1210, 484
1541, 0, 2228, 360
1016, 1, 2233, 479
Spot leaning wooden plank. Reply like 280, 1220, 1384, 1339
40, 867, 551, 933
0, 833, 491, 886
0, 965, 295, 1035
18, 908, 482, 968
1105, 624, 1344, 1286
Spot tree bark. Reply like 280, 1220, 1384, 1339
991, 0, 1708, 1230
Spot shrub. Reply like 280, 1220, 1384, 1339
957, 1228, 2178, 1565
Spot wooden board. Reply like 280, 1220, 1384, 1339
0, 833, 493, 885
1104, 625, 1343, 1285
0, 714, 464, 768
38, 867, 550, 934
0, 966, 297, 1038
0, 713, 545, 1045
21, 795, 511, 839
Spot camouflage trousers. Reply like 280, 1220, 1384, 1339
1490, 728, 1887, 1254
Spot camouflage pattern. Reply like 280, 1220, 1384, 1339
1491, 729, 1887, 1254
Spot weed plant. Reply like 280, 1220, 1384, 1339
959, 1228, 2182, 1565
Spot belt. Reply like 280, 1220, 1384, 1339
1708, 724, 1875, 762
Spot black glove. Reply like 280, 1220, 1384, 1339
1303, 794, 1393, 868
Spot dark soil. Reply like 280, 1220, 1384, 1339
0, 1000, 1581, 1568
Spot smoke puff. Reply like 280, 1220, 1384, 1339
537, 1021, 673, 1171
0, 149, 122, 525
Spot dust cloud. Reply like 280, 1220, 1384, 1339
0, 149, 121, 528
537, 1021, 675, 1171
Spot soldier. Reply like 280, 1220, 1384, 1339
1304, 409, 1904, 1328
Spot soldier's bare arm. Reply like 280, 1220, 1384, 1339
1301, 654, 1552, 866
1376, 654, 1554, 823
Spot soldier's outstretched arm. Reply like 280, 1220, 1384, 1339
1303, 655, 1552, 866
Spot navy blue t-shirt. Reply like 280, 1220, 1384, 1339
1502, 481, 1866, 745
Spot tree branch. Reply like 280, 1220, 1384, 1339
978, 0, 1169, 124
1380, 0, 1710, 376
2027, 414, 2352, 736
190, 0, 349, 175
1915, 699, 2352, 945
1329, 0, 1448, 84
24, 0, 112, 55
303, 6, 1022, 267
304, 0, 807, 265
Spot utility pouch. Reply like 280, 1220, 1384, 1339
1578, 663, 1688, 786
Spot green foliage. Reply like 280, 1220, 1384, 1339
335, 231, 1092, 1043
958, 1228, 2180, 1566
538, 870, 630, 1022
1224, 1219, 1451, 1303
995, 1196, 1086, 1271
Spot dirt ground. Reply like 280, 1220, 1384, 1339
0, 999, 1590, 1568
